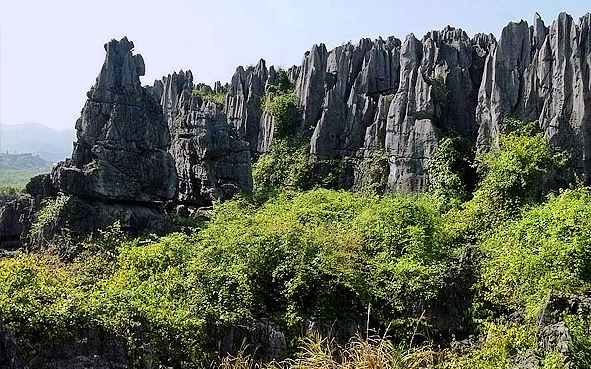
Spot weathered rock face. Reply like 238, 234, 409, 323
170, 92, 252, 204
540, 13, 591, 179
6, 38, 179, 247
476, 19, 536, 149
224, 60, 281, 153
476, 12, 591, 180
231, 12, 587, 192
225, 61, 265, 152
52, 37, 178, 202
154, 71, 253, 204
0, 197, 38, 250
380, 28, 494, 191
0, 321, 29, 369
285, 27, 493, 191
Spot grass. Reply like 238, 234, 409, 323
0, 166, 52, 191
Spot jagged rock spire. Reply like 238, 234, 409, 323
52, 37, 178, 202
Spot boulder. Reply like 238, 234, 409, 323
0, 197, 38, 250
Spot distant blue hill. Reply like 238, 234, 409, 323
0, 123, 76, 163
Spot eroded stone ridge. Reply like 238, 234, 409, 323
287, 28, 494, 190
232, 11, 589, 191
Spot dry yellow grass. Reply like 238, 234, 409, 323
219, 333, 444, 369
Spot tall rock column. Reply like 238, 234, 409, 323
476, 20, 533, 148
475, 12, 591, 180
224, 60, 269, 154
539, 13, 591, 177
52, 37, 178, 202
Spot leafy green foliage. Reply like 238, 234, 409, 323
447, 125, 566, 242
442, 322, 537, 369
565, 314, 591, 368
3, 117, 591, 367
253, 137, 313, 193
0, 189, 463, 367
265, 92, 299, 139
0, 255, 88, 357
354, 149, 389, 193
29, 194, 72, 238
428, 137, 476, 207
192, 83, 225, 105
266, 67, 294, 95
480, 188, 591, 314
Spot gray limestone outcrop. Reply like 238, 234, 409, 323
0, 196, 38, 250
239, 12, 588, 192
9, 38, 179, 247
224, 60, 271, 153
286, 27, 493, 191
154, 70, 252, 204
379, 27, 493, 191
52, 37, 178, 202
476, 12, 591, 181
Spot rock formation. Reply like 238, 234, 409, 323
477, 12, 591, 179
285, 28, 494, 190
3, 38, 180, 248
51, 37, 177, 202
152, 70, 252, 205
0, 196, 37, 250
231, 11, 589, 191
224, 60, 273, 153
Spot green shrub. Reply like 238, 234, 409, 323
0, 255, 88, 356
447, 126, 566, 243
428, 136, 476, 207
29, 194, 71, 239
253, 137, 313, 193
266, 67, 294, 95
265, 92, 299, 139
565, 314, 591, 368
479, 188, 591, 315
442, 322, 537, 369
354, 149, 389, 193
193, 83, 225, 105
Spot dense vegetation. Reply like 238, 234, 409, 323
1, 117, 591, 368
193, 83, 225, 105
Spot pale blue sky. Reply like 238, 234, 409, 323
0, 0, 588, 130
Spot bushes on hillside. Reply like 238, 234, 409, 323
480, 188, 591, 314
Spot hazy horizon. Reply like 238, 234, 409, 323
1, 0, 589, 131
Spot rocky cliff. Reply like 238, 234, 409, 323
222, 12, 589, 191
477, 13, 591, 178
151, 70, 253, 205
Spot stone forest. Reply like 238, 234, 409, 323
1, 11, 591, 369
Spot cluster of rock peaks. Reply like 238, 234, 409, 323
2, 11, 591, 248
212, 11, 590, 190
